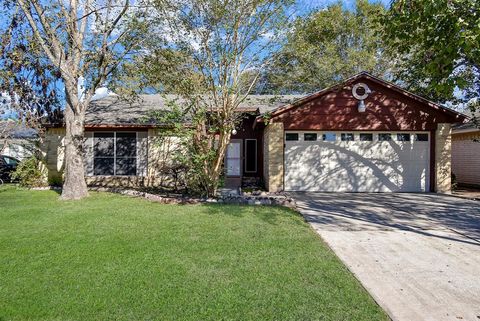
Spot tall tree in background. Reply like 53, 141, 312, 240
260, 0, 390, 94
0, 0, 151, 199
131, 0, 292, 196
381, 0, 480, 108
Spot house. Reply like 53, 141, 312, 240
42, 72, 466, 192
0, 121, 38, 161
452, 117, 480, 188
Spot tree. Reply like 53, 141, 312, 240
0, 0, 152, 199
132, 0, 292, 196
0, 10, 62, 156
381, 0, 480, 107
259, 0, 391, 94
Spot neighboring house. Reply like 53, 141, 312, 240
452, 119, 480, 188
0, 121, 38, 161
42, 72, 466, 193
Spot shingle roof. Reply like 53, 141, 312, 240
452, 110, 479, 133
86, 94, 304, 126
0, 121, 38, 139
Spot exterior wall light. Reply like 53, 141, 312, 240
352, 82, 371, 113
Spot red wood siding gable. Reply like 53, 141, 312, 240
265, 72, 466, 131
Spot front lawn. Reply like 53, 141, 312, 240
0, 186, 387, 321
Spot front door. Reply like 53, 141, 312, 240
226, 140, 242, 177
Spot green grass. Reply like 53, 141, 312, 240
0, 185, 387, 321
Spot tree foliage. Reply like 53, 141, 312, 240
0, 3, 62, 149
131, 0, 293, 196
260, 0, 391, 94
381, 0, 480, 106
0, 0, 153, 199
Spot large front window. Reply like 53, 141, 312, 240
93, 132, 137, 176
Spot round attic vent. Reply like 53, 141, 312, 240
352, 83, 371, 113
352, 83, 371, 100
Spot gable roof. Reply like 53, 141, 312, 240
256, 72, 467, 123
84, 94, 304, 127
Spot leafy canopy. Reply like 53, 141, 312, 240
381, 0, 480, 105
261, 0, 391, 94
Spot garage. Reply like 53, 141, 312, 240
258, 72, 466, 193
284, 131, 430, 192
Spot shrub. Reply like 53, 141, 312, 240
11, 157, 48, 188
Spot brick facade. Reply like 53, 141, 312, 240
435, 123, 452, 193
41, 128, 66, 185
263, 122, 284, 192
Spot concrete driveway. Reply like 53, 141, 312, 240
292, 192, 480, 321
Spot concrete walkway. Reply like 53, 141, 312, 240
292, 193, 480, 321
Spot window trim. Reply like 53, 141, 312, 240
285, 133, 299, 141
341, 133, 355, 142
244, 139, 257, 173
304, 133, 318, 141
93, 131, 138, 177
378, 133, 392, 141
415, 133, 429, 142
359, 133, 374, 141
322, 132, 337, 142
396, 133, 411, 142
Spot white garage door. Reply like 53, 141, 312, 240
284, 131, 430, 192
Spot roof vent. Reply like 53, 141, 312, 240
352, 83, 371, 113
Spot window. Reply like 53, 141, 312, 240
245, 139, 257, 173
359, 133, 373, 141
93, 132, 137, 176
341, 133, 354, 141
285, 133, 299, 141
415, 133, 429, 141
378, 133, 392, 141
304, 133, 317, 141
322, 133, 336, 141
115, 133, 137, 175
397, 133, 411, 142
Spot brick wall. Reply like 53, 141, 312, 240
452, 131, 480, 187
435, 123, 452, 193
41, 128, 66, 184
263, 122, 284, 192
41, 128, 182, 188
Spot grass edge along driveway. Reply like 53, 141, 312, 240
0, 186, 388, 321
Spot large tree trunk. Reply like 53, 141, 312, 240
60, 102, 88, 200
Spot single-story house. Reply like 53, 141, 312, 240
0, 121, 38, 161
42, 72, 466, 193
452, 117, 480, 188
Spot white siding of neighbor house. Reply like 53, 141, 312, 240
2, 139, 35, 160
452, 131, 480, 186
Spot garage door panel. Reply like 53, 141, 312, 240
284, 132, 429, 192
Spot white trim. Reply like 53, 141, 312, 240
452, 128, 480, 135
244, 139, 257, 173
226, 139, 242, 177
